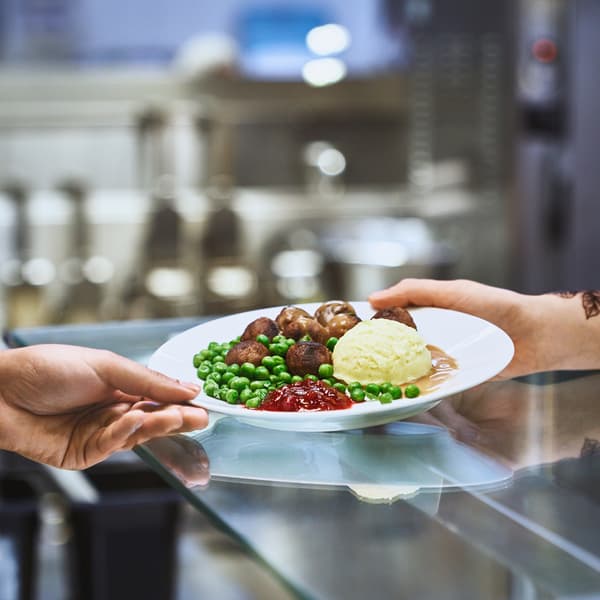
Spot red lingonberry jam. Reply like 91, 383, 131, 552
258, 379, 353, 412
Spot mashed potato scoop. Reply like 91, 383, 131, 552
332, 319, 432, 386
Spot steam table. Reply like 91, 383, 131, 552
6, 317, 600, 599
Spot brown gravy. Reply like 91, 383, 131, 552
411, 345, 458, 395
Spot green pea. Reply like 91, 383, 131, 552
240, 362, 256, 378
405, 384, 420, 399
379, 392, 393, 404
255, 366, 270, 380
350, 387, 366, 402
286, 338, 296, 347
348, 381, 363, 391
213, 362, 228, 374
272, 364, 288, 376
322, 378, 335, 387
272, 335, 286, 344
227, 363, 240, 375
380, 382, 393, 394
261, 356, 276, 370
230, 376, 250, 391
239, 388, 253, 403
206, 372, 221, 384
199, 349, 212, 361
221, 371, 235, 385
250, 380, 266, 391
245, 397, 261, 409
204, 382, 219, 397
325, 337, 339, 351
269, 374, 279, 384
196, 364, 211, 380
365, 383, 381, 396
300, 334, 312, 342
291, 375, 303, 384
318, 363, 334, 379
256, 334, 270, 346
333, 382, 346, 393
255, 388, 269, 401
208, 341, 220, 350
278, 372, 292, 384
389, 385, 402, 399
304, 374, 318, 382
271, 355, 285, 365
224, 389, 239, 404
269, 343, 288, 357
193, 354, 203, 368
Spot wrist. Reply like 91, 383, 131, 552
0, 374, 10, 453
0, 349, 20, 454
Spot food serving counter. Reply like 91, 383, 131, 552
5, 317, 600, 600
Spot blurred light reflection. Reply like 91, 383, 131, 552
302, 58, 347, 87
306, 24, 351, 56
317, 148, 346, 176
22, 258, 56, 286
206, 265, 255, 299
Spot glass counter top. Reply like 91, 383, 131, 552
6, 318, 600, 600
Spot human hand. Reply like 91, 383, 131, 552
0, 345, 208, 469
369, 278, 554, 379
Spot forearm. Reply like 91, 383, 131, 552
0, 349, 14, 453
529, 292, 600, 372
0, 346, 9, 450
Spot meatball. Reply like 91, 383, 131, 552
314, 301, 357, 326
240, 317, 279, 342
275, 307, 328, 344
275, 306, 311, 330
326, 313, 361, 339
285, 341, 332, 377
371, 307, 417, 330
225, 340, 269, 366
284, 317, 329, 344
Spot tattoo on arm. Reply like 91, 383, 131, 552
555, 291, 600, 319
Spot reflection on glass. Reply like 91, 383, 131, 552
143, 417, 512, 506
144, 435, 210, 491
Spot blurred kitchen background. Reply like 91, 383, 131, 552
1, 0, 599, 330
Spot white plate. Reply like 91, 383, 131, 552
148, 303, 514, 432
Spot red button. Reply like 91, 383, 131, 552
532, 38, 558, 63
